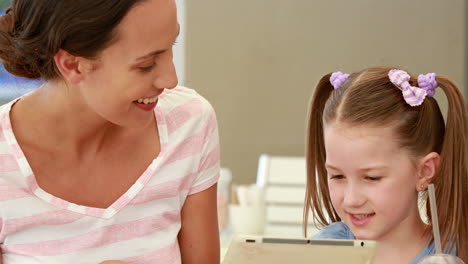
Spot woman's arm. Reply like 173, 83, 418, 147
178, 184, 220, 264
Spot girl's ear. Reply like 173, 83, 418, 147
416, 152, 440, 191
53, 49, 95, 84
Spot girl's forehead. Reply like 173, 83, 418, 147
323, 123, 406, 163
324, 122, 396, 140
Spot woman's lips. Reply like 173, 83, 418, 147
133, 100, 157, 111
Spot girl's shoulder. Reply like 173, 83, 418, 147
312, 222, 355, 240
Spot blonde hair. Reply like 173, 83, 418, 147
304, 67, 468, 261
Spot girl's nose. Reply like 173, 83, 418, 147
343, 183, 366, 208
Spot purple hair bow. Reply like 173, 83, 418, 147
388, 69, 438, 107
418, 72, 437, 97
330, 72, 350, 89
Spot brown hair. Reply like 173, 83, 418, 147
0, 0, 146, 80
304, 67, 468, 261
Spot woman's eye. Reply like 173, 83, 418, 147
139, 62, 156, 72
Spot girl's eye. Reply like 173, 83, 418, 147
330, 174, 345, 180
365, 176, 381, 181
139, 62, 156, 72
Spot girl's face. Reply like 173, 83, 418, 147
324, 123, 423, 241
76, 0, 179, 127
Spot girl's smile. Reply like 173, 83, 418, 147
348, 212, 375, 227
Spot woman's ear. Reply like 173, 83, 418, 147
416, 152, 440, 192
53, 49, 94, 84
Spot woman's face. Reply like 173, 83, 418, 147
77, 0, 179, 127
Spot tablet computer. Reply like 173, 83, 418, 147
222, 235, 377, 264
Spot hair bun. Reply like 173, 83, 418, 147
0, 8, 41, 79
0, 8, 15, 34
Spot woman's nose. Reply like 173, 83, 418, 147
153, 60, 178, 90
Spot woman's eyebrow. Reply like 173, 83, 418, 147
135, 23, 180, 61
135, 49, 167, 61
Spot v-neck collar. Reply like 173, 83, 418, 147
1, 96, 169, 219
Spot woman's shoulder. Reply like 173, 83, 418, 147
312, 222, 355, 240
157, 86, 217, 125
0, 98, 19, 127
159, 86, 214, 111
157, 86, 218, 136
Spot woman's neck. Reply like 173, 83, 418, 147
10, 81, 146, 158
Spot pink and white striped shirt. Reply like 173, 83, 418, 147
0, 86, 220, 264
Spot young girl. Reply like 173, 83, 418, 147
304, 67, 467, 263
0, 0, 220, 263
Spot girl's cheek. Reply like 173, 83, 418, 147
328, 184, 343, 206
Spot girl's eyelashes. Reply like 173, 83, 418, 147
329, 174, 345, 180
328, 174, 382, 181
365, 176, 382, 181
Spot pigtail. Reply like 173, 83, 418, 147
303, 73, 340, 237
429, 77, 468, 261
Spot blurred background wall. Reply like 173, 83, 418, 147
185, 0, 466, 184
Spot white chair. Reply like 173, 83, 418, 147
256, 154, 320, 238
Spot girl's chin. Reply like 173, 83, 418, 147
354, 234, 371, 240
351, 229, 378, 240
346, 226, 376, 240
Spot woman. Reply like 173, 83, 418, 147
0, 0, 220, 263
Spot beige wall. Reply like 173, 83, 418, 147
185, 0, 465, 184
